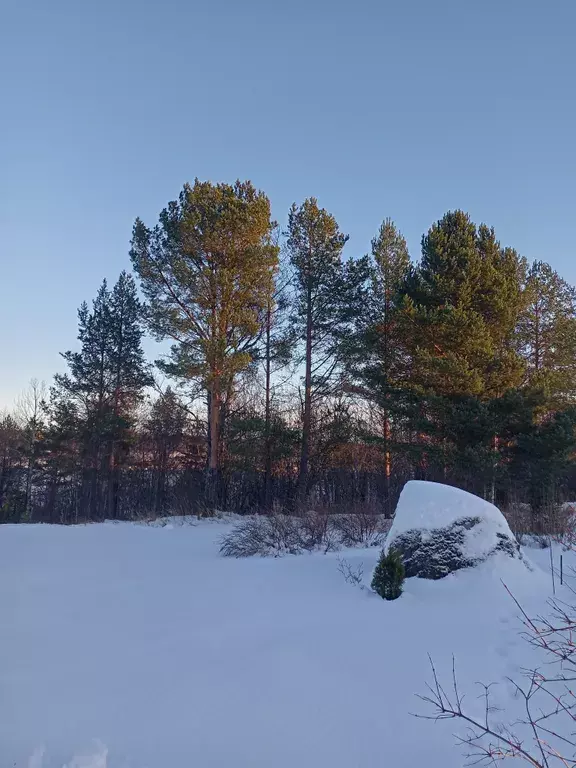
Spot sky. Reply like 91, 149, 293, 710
1, 0, 574, 408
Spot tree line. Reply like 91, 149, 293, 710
2, 179, 576, 525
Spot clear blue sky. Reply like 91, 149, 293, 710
1, 0, 574, 408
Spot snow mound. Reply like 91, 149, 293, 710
386, 481, 524, 579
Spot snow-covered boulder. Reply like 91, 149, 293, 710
385, 481, 523, 580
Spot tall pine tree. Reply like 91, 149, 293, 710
259, 263, 295, 511
516, 260, 576, 406
130, 179, 279, 501
54, 271, 150, 518
364, 219, 411, 498
286, 198, 367, 505
401, 211, 525, 399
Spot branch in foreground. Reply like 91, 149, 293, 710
416, 653, 576, 768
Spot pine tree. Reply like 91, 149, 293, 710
401, 211, 525, 399
40, 396, 81, 523
54, 272, 151, 518
130, 180, 279, 502
371, 548, 405, 600
286, 198, 367, 505
145, 388, 188, 515
516, 261, 576, 405
511, 407, 576, 527
259, 265, 295, 511
353, 219, 411, 508
56, 280, 113, 412
106, 272, 152, 516
15, 379, 47, 520
352, 219, 411, 391
370, 219, 411, 347
0, 414, 25, 522
108, 272, 151, 406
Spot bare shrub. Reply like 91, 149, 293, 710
536, 502, 575, 542
220, 503, 393, 558
331, 503, 390, 547
503, 502, 532, 540
560, 504, 576, 548
219, 515, 305, 557
195, 501, 229, 520
337, 557, 365, 589
519, 533, 550, 549
418, 585, 576, 767
300, 512, 339, 553
504, 501, 576, 545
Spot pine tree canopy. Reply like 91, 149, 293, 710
55, 271, 151, 413
516, 260, 576, 404
400, 210, 526, 399
130, 179, 279, 395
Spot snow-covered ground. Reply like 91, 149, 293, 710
0, 515, 567, 768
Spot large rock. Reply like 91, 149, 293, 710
385, 481, 523, 580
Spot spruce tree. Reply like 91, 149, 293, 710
130, 180, 279, 500
371, 548, 405, 600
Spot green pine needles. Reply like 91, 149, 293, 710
371, 548, 405, 600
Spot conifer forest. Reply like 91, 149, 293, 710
2, 180, 576, 528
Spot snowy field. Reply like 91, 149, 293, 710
0, 515, 566, 768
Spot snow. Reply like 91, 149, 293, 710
386, 480, 518, 560
0, 514, 565, 768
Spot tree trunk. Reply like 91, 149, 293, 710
383, 409, 391, 516
107, 444, 118, 519
206, 378, 221, 509
24, 455, 33, 521
86, 436, 100, 521
154, 445, 167, 516
264, 301, 273, 512
490, 434, 499, 506
209, 382, 220, 471
297, 284, 313, 508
